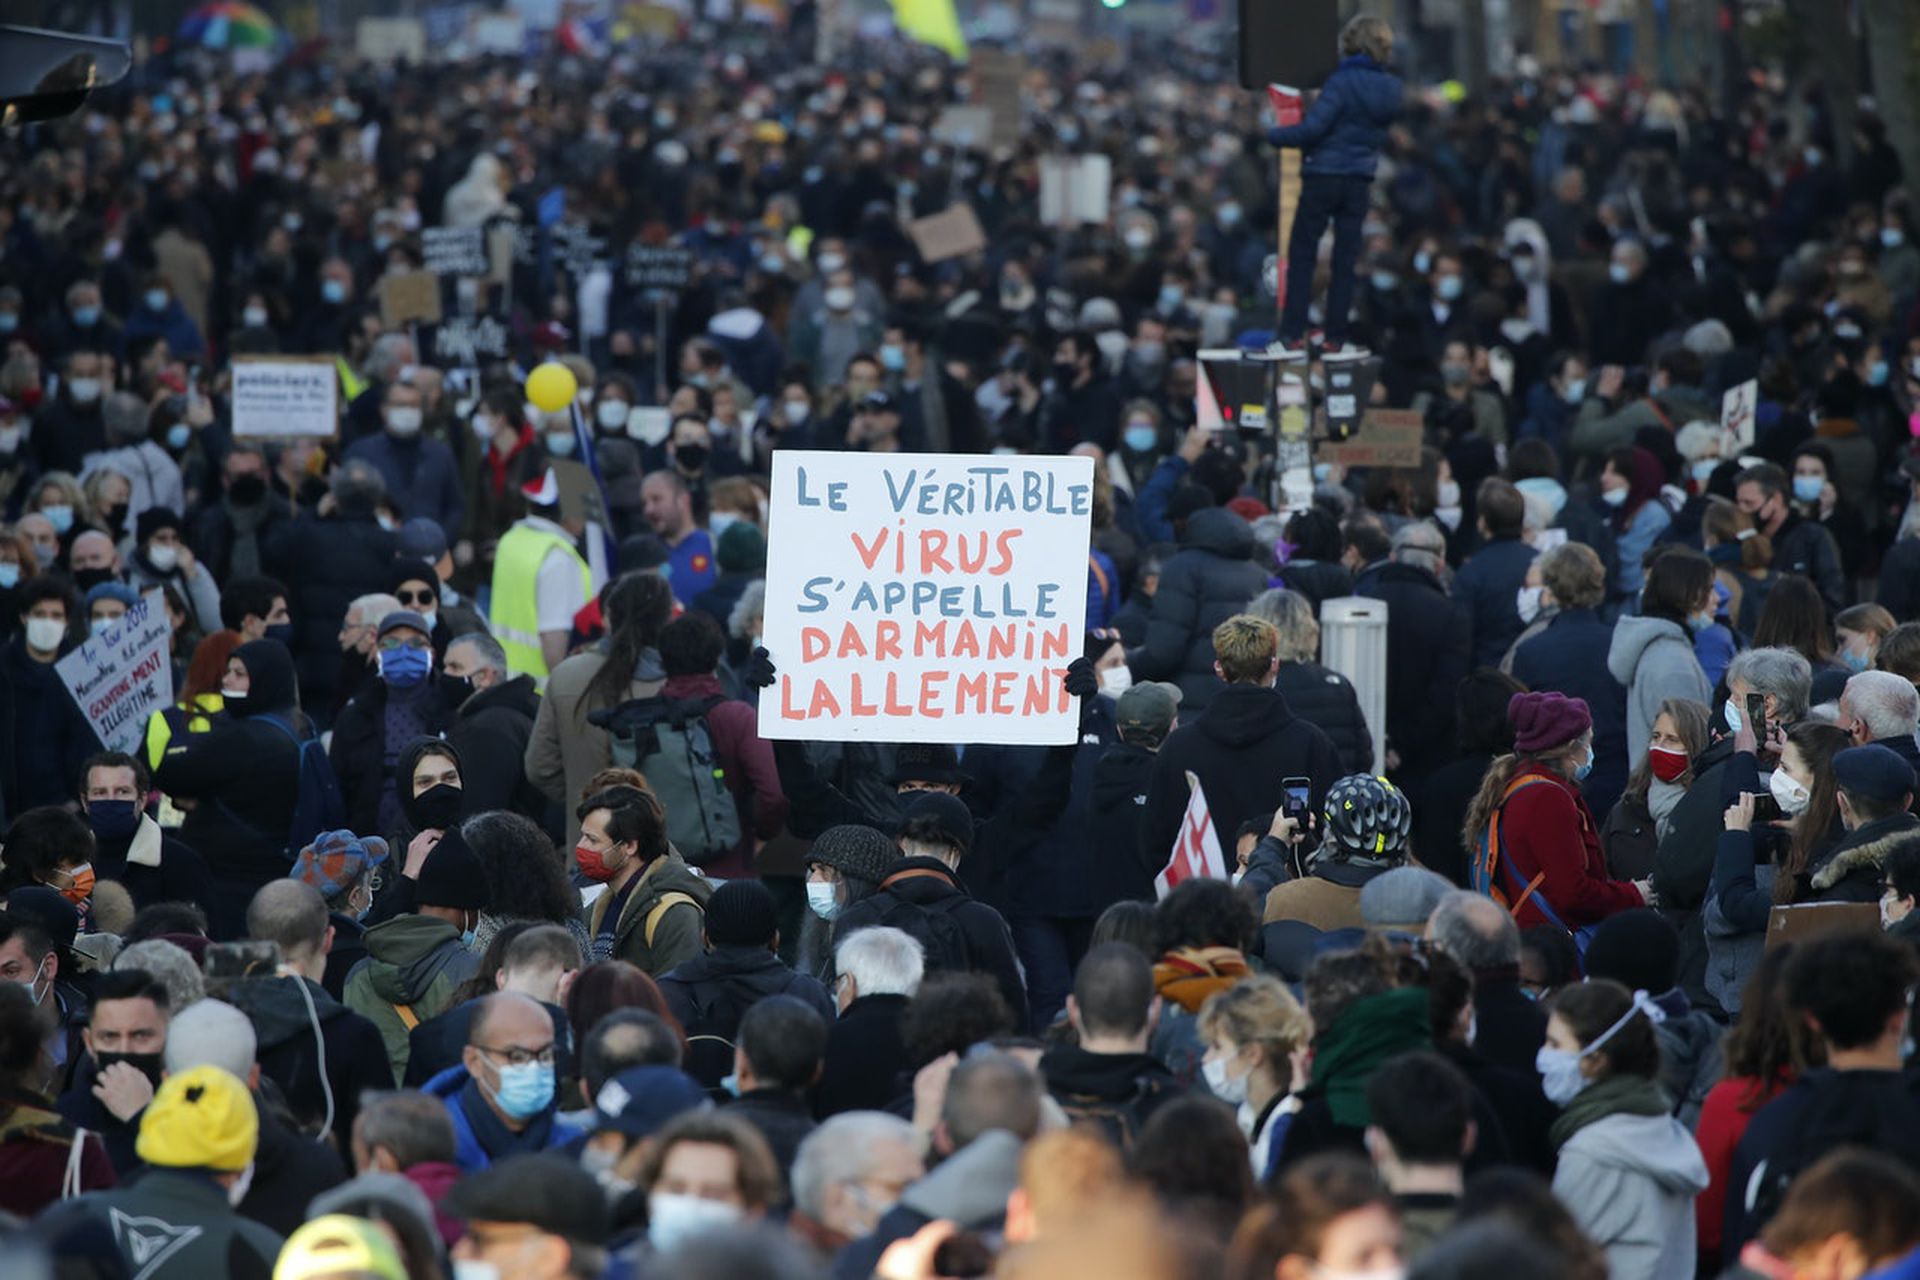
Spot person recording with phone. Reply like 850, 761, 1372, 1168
1706, 721, 1850, 1015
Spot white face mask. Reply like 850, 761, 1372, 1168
147, 545, 179, 572
1516, 585, 1543, 625
451, 1263, 501, 1280
824, 285, 856, 312
1436, 480, 1461, 508
647, 1192, 743, 1252
471, 412, 496, 441
385, 407, 423, 436
1098, 666, 1133, 698
25, 616, 65, 653
597, 400, 630, 430
1201, 1048, 1250, 1105
1769, 768, 1811, 816
806, 880, 840, 919
784, 399, 810, 426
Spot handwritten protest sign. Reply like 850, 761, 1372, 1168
57, 593, 172, 755
433, 315, 511, 364
624, 244, 695, 292
423, 226, 489, 277
1721, 378, 1757, 453
1319, 408, 1424, 468
759, 452, 1093, 746
231, 357, 338, 438
380, 270, 442, 328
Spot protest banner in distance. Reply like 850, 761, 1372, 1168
423, 226, 489, 277
57, 592, 172, 755
230, 356, 338, 438
759, 451, 1094, 746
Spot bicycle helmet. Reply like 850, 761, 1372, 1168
1318, 774, 1412, 867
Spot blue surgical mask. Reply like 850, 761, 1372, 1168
719, 1072, 743, 1098
1883, 227, 1906, 249
71, 305, 101, 328
1312, 461, 1334, 483
1573, 748, 1594, 782
1791, 474, 1823, 504
1608, 262, 1632, 285
460, 928, 476, 948
1157, 284, 1185, 313
488, 1059, 555, 1119
879, 343, 906, 372
1689, 608, 1716, 634
321, 278, 348, 305
1871, 360, 1892, 386
379, 645, 432, 688
1370, 271, 1398, 293
166, 423, 192, 450
1724, 697, 1744, 734
1435, 275, 1463, 301
144, 289, 170, 312
1413, 250, 1433, 275
805, 880, 840, 920
1844, 649, 1870, 674
1691, 460, 1719, 489
1563, 377, 1587, 404
1124, 424, 1158, 453
43, 504, 74, 534
0, 563, 17, 589
0, 313, 19, 334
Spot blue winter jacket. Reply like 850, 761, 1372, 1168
1266, 55, 1403, 178
424, 1064, 579, 1172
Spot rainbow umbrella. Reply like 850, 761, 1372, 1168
177, 1, 280, 49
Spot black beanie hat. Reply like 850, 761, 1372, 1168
1581, 908, 1680, 996
415, 827, 488, 911
703, 879, 778, 947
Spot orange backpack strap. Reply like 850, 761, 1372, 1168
1481, 774, 1557, 911
392, 1002, 420, 1031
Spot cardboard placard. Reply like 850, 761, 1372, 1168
908, 204, 987, 264
1039, 154, 1112, 227
57, 592, 173, 755
355, 17, 427, 61
380, 271, 443, 329
932, 105, 995, 148
1766, 901, 1881, 951
1319, 408, 1424, 468
231, 356, 339, 439
758, 451, 1093, 745
422, 226, 489, 277
971, 49, 1025, 149
623, 244, 695, 292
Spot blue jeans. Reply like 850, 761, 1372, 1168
1280, 173, 1371, 343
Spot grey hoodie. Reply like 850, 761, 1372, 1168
898, 1130, 1025, 1226
1607, 615, 1710, 763
1553, 1111, 1709, 1280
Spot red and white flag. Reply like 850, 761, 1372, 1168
1156, 771, 1228, 899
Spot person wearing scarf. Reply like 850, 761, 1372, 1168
1543, 981, 1708, 1280
1278, 959, 1431, 1167
328, 610, 455, 841
1147, 879, 1257, 1089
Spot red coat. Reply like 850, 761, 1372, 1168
1694, 1075, 1788, 1257
1496, 761, 1643, 929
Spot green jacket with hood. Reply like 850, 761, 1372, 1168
584, 851, 713, 976
342, 914, 480, 1085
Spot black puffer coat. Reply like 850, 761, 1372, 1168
1125, 508, 1268, 711
1275, 661, 1374, 775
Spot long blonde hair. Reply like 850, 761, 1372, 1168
1461, 740, 1585, 851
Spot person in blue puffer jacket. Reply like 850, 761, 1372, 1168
1267, 16, 1404, 358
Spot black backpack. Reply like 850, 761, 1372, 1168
1742, 1078, 1920, 1242
868, 871, 973, 975
674, 978, 759, 1094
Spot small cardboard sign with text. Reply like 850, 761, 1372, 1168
759, 452, 1093, 745
231, 357, 338, 439
1319, 408, 1423, 468
57, 592, 173, 755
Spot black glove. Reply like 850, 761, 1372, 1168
1063, 657, 1097, 700
745, 646, 778, 690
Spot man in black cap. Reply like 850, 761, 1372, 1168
831, 793, 1026, 1025
1804, 744, 1920, 902
657, 880, 834, 1091
849, 389, 909, 453
447, 1152, 612, 1280
343, 829, 487, 1084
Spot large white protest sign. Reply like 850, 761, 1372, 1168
57, 592, 173, 755
1721, 378, 1757, 452
231, 357, 338, 438
759, 452, 1094, 746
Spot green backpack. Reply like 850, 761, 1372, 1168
591, 694, 743, 865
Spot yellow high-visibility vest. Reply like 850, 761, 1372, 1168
489, 521, 590, 684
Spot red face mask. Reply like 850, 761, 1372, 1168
575, 842, 627, 883
1648, 746, 1690, 783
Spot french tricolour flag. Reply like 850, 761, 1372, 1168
1156, 771, 1228, 899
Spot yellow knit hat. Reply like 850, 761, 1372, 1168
135, 1065, 258, 1172
275, 1215, 408, 1280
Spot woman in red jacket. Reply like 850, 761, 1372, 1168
1463, 691, 1651, 944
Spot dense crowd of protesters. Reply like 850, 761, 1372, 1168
7, 9, 1920, 1280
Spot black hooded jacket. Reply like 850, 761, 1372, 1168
1141, 683, 1343, 876
657, 945, 836, 1090
152, 639, 305, 936
1125, 508, 1269, 711
227, 971, 392, 1144
447, 673, 546, 825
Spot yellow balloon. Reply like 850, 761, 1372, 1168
526, 362, 579, 413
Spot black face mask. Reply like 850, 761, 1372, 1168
104, 503, 130, 534
72, 566, 115, 593
674, 444, 708, 472
95, 1050, 164, 1088
229, 474, 268, 506
406, 782, 464, 832
439, 670, 475, 703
